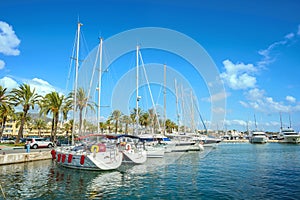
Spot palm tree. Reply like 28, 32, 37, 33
0, 103, 15, 138
130, 108, 143, 134
122, 115, 132, 134
70, 87, 95, 135
39, 91, 64, 142
99, 122, 107, 133
110, 110, 122, 133
14, 111, 31, 138
165, 119, 177, 133
63, 119, 73, 143
0, 85, 15, 138
140, 112, 150, 131
62, 94, 73, 123
8, 84, 41, 143
105, 119, 112, 133
0, 85, 7, 106
32, 118, 47, 137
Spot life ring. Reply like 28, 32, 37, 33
91, 145, 99, 153
126, 144, 131, 151
120, 142, 126, 146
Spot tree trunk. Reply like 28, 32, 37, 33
16, 113, 27, 144
54, 112, 59, 144
0, 116, 7, 138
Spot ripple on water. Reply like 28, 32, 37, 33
1, 143, 300, 199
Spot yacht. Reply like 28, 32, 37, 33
278, 128, 300, 144
249, 131, 268, 144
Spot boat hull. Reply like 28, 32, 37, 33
279, 135, 300, 144
53, 147, 123, 171
249, 136, 268, 144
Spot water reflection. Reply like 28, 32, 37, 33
2, 144, 297, 199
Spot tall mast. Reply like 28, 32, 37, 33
72, 22, 82, 145
289, 114, 292, 128
254, 114, 257, 130
190, 90, 194, 133
181, 85, 186, 133
163, 64, 167, 135
135, 45, 140, 136
97, 38, 103, 134
174, 79, 180, 132
280, 112, 283, 131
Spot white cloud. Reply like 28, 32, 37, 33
224, 119, 247, 127
285, 33, 294, 39
286, 95, 296, 103
202, 91, 229, 102
220, 59, 257, 90
239, 101, 248, 108
0, 76, 18, 90
0, 60, 5, 69
0, 76, 58, 97
0, 21, 21, 56
258, 25, 300, 68
242, 88, 300, 113
212, 107, 226, 114
25, 78, 56, 96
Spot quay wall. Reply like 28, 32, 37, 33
0, 151, 51, 165
223, 139, 278, 143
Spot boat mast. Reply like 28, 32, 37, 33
135, 45, 140, 136
72, 22, 82, 145
97, 38, 103, 134
289, 114, 292, 128
174, 79, 180, 133
280, 112, 283, 131
190, 90, 195, 133
181, 85, 186, 133
163, 64, 167, 135
254, 114, 257, 130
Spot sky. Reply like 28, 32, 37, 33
1, 0, 300, 132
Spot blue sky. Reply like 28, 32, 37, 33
1, 0, 300, 132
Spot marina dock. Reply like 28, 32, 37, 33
0, 148, 51, 165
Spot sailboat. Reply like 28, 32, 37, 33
163, 78, 204, 152
53, 22, 123, 171
115, 45, 148, 164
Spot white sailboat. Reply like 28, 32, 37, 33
53, 23, 123, 171
116, 45, 148, 164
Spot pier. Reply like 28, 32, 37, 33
0, 147, 51, 165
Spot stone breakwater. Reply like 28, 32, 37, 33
0, 151, 51, 165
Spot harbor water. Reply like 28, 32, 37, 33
0, 143, 300, 199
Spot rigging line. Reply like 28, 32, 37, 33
156, 84, 163, 106
66, 31, 78, 93
139, 51, 161, 132
193, 96, 207, 133
80, 30, 90, 58
83, 41, 100, 125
